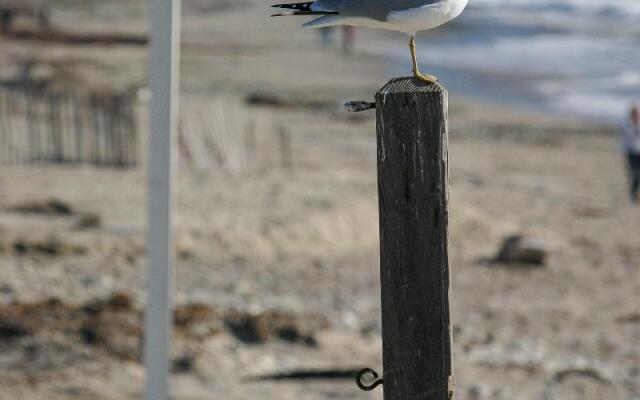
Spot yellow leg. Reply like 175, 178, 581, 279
409, 36, 438, 83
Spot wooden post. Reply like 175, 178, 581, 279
376, 77, 453, 400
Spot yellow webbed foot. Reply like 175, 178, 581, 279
409, 36, 438, 83
414, 71, 438, 83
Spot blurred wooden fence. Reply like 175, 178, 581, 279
0, 86, 291, 172
0, 85, 138, 166
178, 97, 292, 173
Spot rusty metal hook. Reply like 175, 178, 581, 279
356, 368, 383, 391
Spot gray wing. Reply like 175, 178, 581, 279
313, 0, 440, 20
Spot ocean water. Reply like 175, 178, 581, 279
404, 0, 640, 122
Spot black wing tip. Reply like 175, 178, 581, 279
270, 2, 338, 16
272, 11, 337, 16
271, 2, 313, 9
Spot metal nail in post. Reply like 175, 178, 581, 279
344, 100, 376, 113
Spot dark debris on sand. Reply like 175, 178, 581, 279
0, 292, 331, 367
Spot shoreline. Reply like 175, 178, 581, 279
347, 29, 616, 132
349, 13, 637, 125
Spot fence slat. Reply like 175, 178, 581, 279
0, 90, 8, 163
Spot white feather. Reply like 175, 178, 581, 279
303, 0, 468, 35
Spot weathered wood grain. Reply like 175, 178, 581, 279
376, 77, 453, 400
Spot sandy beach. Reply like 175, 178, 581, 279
0, 0, 638, 399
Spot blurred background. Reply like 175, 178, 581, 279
0, 0, 638, 399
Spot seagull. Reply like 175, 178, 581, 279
271, 0, 469, 82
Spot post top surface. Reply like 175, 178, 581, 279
378, 77, 446, 95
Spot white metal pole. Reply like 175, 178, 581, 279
145, 0, 180, 398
